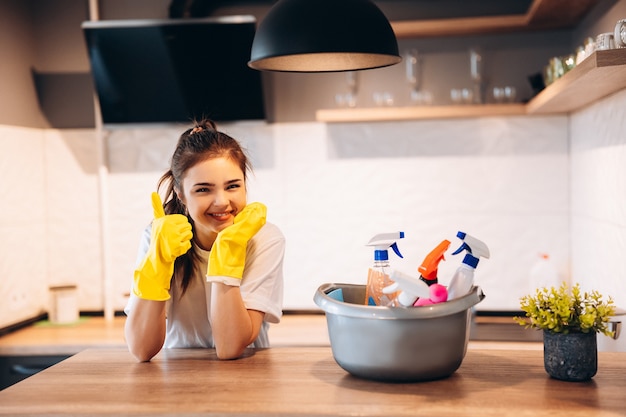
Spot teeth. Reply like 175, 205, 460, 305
211, 213, 228, 217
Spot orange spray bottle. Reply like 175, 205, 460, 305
418, 239, 451, 286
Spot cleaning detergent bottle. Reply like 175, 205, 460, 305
418, 239, 451, 286
447, 231, 490, 300
364, 232, 404, 306
382, 269, 431, 307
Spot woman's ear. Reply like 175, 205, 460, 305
174, 188, 185, 205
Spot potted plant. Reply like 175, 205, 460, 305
514, 282, 615, 381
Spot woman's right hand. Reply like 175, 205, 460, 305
132, 192, 192, 301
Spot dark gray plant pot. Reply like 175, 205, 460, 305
543, 330, 597, 382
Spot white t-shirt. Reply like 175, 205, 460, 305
125, 222, 285, 349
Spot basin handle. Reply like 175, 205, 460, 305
609, 321, 621, 340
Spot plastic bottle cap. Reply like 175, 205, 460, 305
463, 253, 479, 268
374, 250, 389, 261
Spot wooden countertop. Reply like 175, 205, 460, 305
0, 315, 334, 355
0, 347, 624, 416
0, 317, 126, 355
0, 315, 543, 356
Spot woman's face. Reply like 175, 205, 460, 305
178, 156, 247, 250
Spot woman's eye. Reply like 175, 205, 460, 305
226, 183, 241, 190
195, 187, 210, 193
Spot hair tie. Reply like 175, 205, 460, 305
190, 126, 203, 135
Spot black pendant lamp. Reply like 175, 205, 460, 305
248, 0, 401, 72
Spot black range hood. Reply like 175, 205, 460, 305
82, 16, 265, 125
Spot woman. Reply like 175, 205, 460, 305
124, 119, 285, 361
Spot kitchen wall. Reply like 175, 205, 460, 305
1, 0, 625, 328
0, 1, 48, 128
0, 113, 572, 325
566, 0, 626, 312
570, 90, 626, 311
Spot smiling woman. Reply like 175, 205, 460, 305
123, 119, 286, 361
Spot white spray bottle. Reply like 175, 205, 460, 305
382, 269, 431, 307
447, 231, 490, 300
364, 232, 404, 306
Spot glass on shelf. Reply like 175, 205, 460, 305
405, 49, 433, 106
469, 47, 484, 104
492, 86, 516, 103
450, 88, 473, 104
334, 71, 359, 108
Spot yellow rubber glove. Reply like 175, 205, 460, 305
206, 202, 267, 286
133, 192, 193, 301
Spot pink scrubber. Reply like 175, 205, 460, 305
413, 297, 433, 306
429, 284, 448, 303
413, 284, 448, 306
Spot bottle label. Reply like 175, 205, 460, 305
365, 268, 398, 305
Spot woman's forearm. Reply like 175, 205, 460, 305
210, 283, 263, 359
124, 298, 167, 362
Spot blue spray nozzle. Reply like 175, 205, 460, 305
390, 242, 403, 258
367, 232, 405, 259
451, 231, 490, 268
452, 231, 490, 257
452, 242, 470, 256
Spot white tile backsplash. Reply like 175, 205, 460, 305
570, 88, 626, 311
43, 129, 101, 305
273, 116, 571, 310
2, 89, 626, 326
0, 126, 48, 327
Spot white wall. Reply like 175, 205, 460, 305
570, 88, 626, 310
102, 117, 569, 312
3, 92, 626, 328
1, 113, 574, 328
567, 0, 626, 313
0, 126, 48, 326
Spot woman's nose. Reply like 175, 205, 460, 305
213, 189, 228, 206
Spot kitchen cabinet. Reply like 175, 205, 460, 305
0, 317, 126, 390
316, 49, 626, 122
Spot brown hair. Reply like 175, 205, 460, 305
157, 119, 251, 294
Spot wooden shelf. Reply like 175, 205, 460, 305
390, 0, 601, 38
316, 49, 626, 123
316, 104, 527, 123
526, 49, 626, 114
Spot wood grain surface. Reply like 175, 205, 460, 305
0, 347, 624, 416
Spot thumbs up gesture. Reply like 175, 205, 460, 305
133, 193, 193, 301
149, 192, 193, 262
